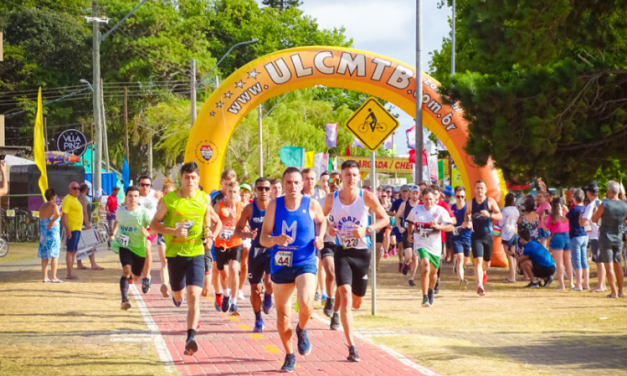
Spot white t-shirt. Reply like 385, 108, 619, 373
500, 206, 520, 241
406, 205, 452, 257
583, 199, 601, 240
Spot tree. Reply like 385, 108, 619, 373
431, 0, 627, 188
261, 0, 303, 11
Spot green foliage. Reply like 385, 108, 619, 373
432, 0, 627, 187
261, 0, 303, 11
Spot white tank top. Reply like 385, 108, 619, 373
139, 189, 159, 220
330, 189, 371, 250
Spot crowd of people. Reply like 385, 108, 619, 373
32, 158, 627, 372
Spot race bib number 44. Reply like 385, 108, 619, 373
117, 233, 130, 247
274, 251, 293, 267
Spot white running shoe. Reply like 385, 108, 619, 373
237, 290, 245, 300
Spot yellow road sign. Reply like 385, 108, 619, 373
345, 97, 399, 152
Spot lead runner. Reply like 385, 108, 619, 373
260, 167, 326, 373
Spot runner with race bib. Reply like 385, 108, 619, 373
138, 175, 161, 294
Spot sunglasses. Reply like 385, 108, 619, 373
381, 195, 388, 198
140, 183, 152, 187
329, 178, 342, 184
456, 195, 465, 199
256, 186, 271, 192
71, 186, 80, 190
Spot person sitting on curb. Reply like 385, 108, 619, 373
508, 229, 556, 288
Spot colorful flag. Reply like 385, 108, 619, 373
406, 125, 416, 149
279, 146, 305, 168
352, 137, 364, 149
408, 149, 428, 166
33, 88, 48, 200
122, 157, 130, 191
346, 144, 351, 156
325, 123, 337, 148
383, 134, 393, 150
437, 139, 447, 151
305, 151, 314, 168
313, 153, 328, 177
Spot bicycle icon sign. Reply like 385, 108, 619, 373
345, 97, 399, 152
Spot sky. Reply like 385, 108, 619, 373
276, 0, 453, 155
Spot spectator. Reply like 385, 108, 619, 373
62, 182, 84, 280
541, 197, 572, 290
591, 180, 627, 298
501, 193, 520, 283
511, 228, 556, 288
535, 191, 551, 249
566, 189, 589, 291
581, 183, 604, 292
106, 187, 120, 247
77, 183, 103, 270
38, 188, 62, 283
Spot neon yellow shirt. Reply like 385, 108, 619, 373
163, 190, 207, 257
62, 195, 84, 232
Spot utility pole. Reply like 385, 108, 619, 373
91, 1, 103, 195
414, 0, 424, 184
44, 117, 48, 152
101, 79, 110, 172
191, 59, 196, 127
258, 105, 263, 177
451, 0, 456, 75
124, 87, 129, 165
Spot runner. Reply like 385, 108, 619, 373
395, 185, 421, 287
109, 186, 154, 310
451, 186, 471, 289
138, 175, 161, 294
302, 168, 327, 302
157, 178, 175, 297
214, 182, 244, 315
270, 178, 283, 200
322, 171, 342, 329
376, 190, 393, 268
238, 183, 253, 302
390, 185, 410, 272
260, 167, 326, 372
234, 178, 273, 332
150, 162, 222, 356
406, 187, 454, 307
431, 184, 456, 294
324, 160, 389, 362
462, 180, 502, 296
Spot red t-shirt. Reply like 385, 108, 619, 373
437, 199, 454, 241
106, 195, 118, 214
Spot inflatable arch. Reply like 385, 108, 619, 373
184, 46, 507, 265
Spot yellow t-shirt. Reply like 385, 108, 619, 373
62, 195, 84, 232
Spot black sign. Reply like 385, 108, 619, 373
56, 129, 87, 157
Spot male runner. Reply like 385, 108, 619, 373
302, 168, 327, 302
462, 180, 502, 296
324, 160, 389, 362
390, 185, 410, 272
109, 186, 153, 310
158, 178, 176, 297
238, 183, 253, 301
431, 184, 456, 294
406, 187, 454, 307
260, 167, 326, 372
322, 171, 342, 328
150, 162, 222, 356
234, 177, 274, 332
395, 185, 421, 286
214, 181, 244, 315
270, 178, 283, 200
138, 175, 161, 293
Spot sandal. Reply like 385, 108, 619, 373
42, 279, 51, 283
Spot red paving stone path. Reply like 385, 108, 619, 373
139, 272, 441, 376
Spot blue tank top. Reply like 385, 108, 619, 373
271, 196, 316, 273
249, 200, 266, 249
471, 198, 492, 237
452, 203, 471, 240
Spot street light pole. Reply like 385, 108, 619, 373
451, 0, 456, 75
415, 0, 424, 184
191, 59, 196, 126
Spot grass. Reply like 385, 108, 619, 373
0, 250, 169, 376
0, 242, 40, 264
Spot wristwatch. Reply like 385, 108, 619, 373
366, 226, 373, 235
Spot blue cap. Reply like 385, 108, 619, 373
443, 185, 454, 196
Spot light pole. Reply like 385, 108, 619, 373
191, 39, 259, 126
415, 0, 423, 184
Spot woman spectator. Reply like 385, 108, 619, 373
38, 188, 62, 283
567, 189, 589, 291
541, 197, 573, 290
518, 196, 540, 280
451, 186, 471, 289
535, 191, 551, 249
501, 193, 520, 283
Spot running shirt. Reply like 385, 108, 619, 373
437, 199, 454, 241
402, 200, 419, 228
271, 196, 316, 273
162, 190, 208, 258
249, 201, 266, 249
111, 206, 151, 257
406, 205, 452, 257
330, 189, 371, 250
139, 189, 159, 220
471, 198, 492, 237
215, 201, 243, 249
451, 203, 471, 241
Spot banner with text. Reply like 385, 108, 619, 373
337, 155, 414, 174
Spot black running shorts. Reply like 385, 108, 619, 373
320, 242, 337, 259
335, 247, 371, 297
167, 255, 205, 292
215, 245, 243, 271
119, 247, 145, 278
247, 246, 271, 285
471, 233, 494, 262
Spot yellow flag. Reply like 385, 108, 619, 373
34, 88, 48, 201
305, 151, 314, 169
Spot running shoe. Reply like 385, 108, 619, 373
160, 283, 169, 298
321, 292, 328, 302
525, 282, 540, 288
428, 288, 434, 306
121, 301, 131, 310
408, 278, 416, 287
229, 304, 240, 316
184, 337, 198, 356
142, 278, 151, 294
330, 313, 341, 330
477, 284, 485, 296
172, 296, 184, 308
221, 295, 230, 313
280, 353, 296, 373
483, 272, 488, 285
323, 297, 335, 318
383, 252, 389, 259
421, 295, 430, 307
347, 345, 361, 362
460, 279, 468, 290
391, 247, 397, 256
314, 291, 321, 301
215, 294, 223, 312
402, 263, 409, 275
295, 325, 311, 355
262, 292, 273, 314
434, 278, 440, 295
543, 275, 554, 288
253, 315, 264, 333
237, 290, 245, 300
398, 262, 403, 273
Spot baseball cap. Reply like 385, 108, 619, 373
400, 184, 410, 191
240, 183, 252, 193
406, 184, 419, 192
584, 181, 599, 193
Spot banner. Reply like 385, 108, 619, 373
337, 155, 414, 174
279, 146, 305, 168
383, 134, 393, 150
352, 137, 364, 149
406, 125, 415, 149
325, 123, 337, 148
313, 153, 328, 177
305, 151, 314, 168
33, 88, 48, 200
122, 157, 130, 191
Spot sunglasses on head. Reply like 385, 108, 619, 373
256, 186, 271, 192
329, 177, 341, 184
140, 183, 152, 187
